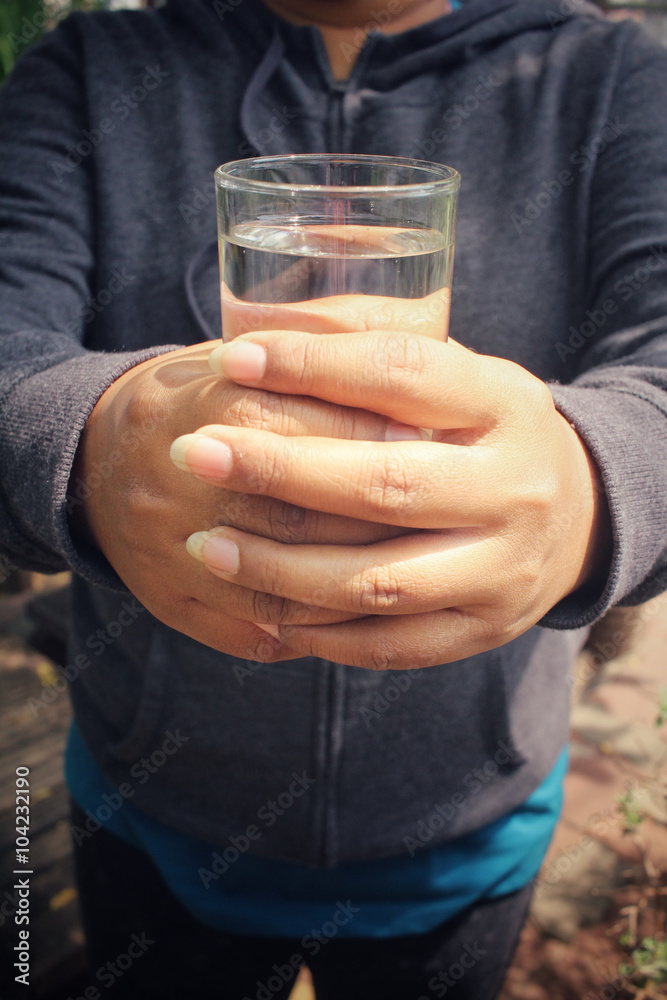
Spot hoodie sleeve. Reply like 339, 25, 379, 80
0, 21, 183, 591
541, 22, 667, 630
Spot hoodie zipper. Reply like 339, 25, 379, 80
329, 85, 348, 151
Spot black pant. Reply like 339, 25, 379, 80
70, 800, 532, 1000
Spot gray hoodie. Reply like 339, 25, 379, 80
0, 0, 666, 866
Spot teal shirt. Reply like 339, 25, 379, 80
66, 722, 566, 938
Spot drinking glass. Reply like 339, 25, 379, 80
214, 154, 460, 345
214, 155, 459, 639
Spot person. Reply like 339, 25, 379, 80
1, 0, 666, 996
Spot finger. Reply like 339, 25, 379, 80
210, 489, 411, 545
209, 330, 511, 430
271, 610, 502, 670
195, 579, 364, 626
170, 605, 298, 662
173, 539, 366, 626
170, 426, 497, 528
139, 583, 297, 662
155, 357, 407, 441
185, 526, 498, 616
221, 282, 450, 340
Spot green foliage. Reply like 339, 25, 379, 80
0, 0, 44, 83
0, 0, 107, 87
620, 937, 667, 990
617, 789, 644, 835
655, 685, 667, 728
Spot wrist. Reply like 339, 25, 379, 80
66, 413, 102, 549
564, 416, 613, 596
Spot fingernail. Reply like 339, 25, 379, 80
209, 342, 267, 381
385, 423, 428, 441
186, 531, 208, 561
170, 434, 233, 478
186, 531, 240, 573
201, 533, 240, 574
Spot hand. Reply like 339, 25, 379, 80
69, 342, 412, 660
171, 330, 612, 670
221, 279, 449, 340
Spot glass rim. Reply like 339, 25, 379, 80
215, 154, 460, 196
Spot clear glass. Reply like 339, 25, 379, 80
215, 154, 460, 344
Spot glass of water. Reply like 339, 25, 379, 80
214, 154, 460, 345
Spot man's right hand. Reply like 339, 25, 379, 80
70, 342, 408, 661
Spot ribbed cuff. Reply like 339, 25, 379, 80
539, 383, 667, 629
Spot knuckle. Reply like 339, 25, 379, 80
356, 569, 402, 613
514, 366, 554, 420
224, 388, 301, 437
515, 472, 559, 519
213, 490, 253, 528
250, 589, 274, 622
375, 333, 429, 386
295, 335, 320, 395
513, 551, 544, 596
367, 454, 414, 521
488, 615, 522, 647
266, 500, 308, 543
250, 589, 291, 625
256, 550, 283, 596
364, 636, 401, 671
466, 610, 510, 648
220, 389, 280, 432
247, 440, 283, 496
122, 380, 166, 434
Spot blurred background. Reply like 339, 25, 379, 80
1, 0, 667, 997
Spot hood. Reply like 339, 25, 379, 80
176, 0, 604, 340
171, 0, 604, 155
